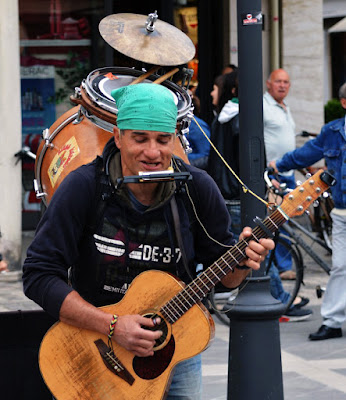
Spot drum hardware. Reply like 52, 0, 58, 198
70, 85, 117, 126
42, 128, 54, 149
176, 111, 193, 155
72, 106, 84, 125
33, 178, 46, 199
99, 12, 195, 66
81, 106, 114, 133
178, 132, 192, 155
145, 10, 158, 33
70, 67, 193, 137
180, 68, 194, 90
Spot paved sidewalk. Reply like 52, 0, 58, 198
201, 255, 346, 400
0, 231, 345, 399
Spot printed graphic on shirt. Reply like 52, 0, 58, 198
93, 233, 182, 264
103, 282, 129, 295
94, 214, 182, 298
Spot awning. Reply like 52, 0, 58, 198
328, 16, 346, 33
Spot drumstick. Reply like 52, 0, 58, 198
129, 66, 160, 85
152, 68, 179, 84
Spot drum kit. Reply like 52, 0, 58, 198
34, 11, 196, 205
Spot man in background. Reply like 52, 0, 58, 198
269, 82, 346, 340
263, 68, 297, 280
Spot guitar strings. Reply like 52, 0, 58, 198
160, 208, 287, 323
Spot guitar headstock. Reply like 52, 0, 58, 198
280, 169, 334, 218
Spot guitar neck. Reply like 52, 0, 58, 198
160, 207, 287, 324
158, 168, 331, 324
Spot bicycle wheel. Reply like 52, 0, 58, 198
266, 236, 303, 312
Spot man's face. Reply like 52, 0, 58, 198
267, 70, 291, 104
114, 127, 176, 176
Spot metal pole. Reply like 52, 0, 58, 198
226, 1, 285, 399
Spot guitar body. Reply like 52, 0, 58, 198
39, 270, 215, 400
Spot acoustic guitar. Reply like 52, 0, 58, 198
39, 169, 334, 400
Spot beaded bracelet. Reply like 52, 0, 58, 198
108, 314, 118, 341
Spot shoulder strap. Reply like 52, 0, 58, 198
85, 156, 114, 234
170, 196, 194, 281
85, 139, 119, 234
172, 157, 200, 227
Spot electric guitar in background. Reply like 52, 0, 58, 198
39, 169, 335, 400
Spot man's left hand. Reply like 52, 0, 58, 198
239, 227, 275, 270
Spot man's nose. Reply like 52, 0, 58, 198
144, 141, 160, 158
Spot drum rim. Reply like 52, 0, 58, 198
83, 66, 192, 118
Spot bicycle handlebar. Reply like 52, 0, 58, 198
264, 168, 290, 197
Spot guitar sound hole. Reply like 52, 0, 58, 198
142, 313, 168, 349
133, 336, 176, 380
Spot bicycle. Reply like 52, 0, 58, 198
296, 167, 333, 252
264, 168, 332, 311
208, 168, 333, 325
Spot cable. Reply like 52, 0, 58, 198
192, 115, 269, 207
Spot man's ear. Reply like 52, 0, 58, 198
340, 98, 346, 110
113, 126, 121, 148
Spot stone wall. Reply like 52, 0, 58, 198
282, 0, 325, 137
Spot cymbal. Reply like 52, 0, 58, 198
99, 13, 196, 66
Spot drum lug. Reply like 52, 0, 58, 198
178, 112, 193, 154
180, 112, 193, 135
73, 107, 84, 125
33, 179, 46, 200
74, 86, 82, 97
179, 134, 192, 154
42, 128, 54, 148
180, 68, 194, 90
42, 128, 50, 140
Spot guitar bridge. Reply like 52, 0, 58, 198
94, 339, 135, 386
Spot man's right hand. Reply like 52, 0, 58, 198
113, 314, 163, 357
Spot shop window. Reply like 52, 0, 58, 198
19, 0, 104, 228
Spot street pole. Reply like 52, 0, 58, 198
226, 1, 285, 399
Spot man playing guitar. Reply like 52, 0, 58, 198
23, 83, 273, 399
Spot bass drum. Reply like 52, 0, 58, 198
34, 106, 113, 206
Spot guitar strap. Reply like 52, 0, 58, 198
170, 195, 195, 281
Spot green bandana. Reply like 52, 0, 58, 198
111, 83, 178, 133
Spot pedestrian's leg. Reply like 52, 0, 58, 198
320, 211, 346, 328
268, 262, 290, 304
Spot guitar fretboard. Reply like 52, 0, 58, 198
160, 208, 288, 324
